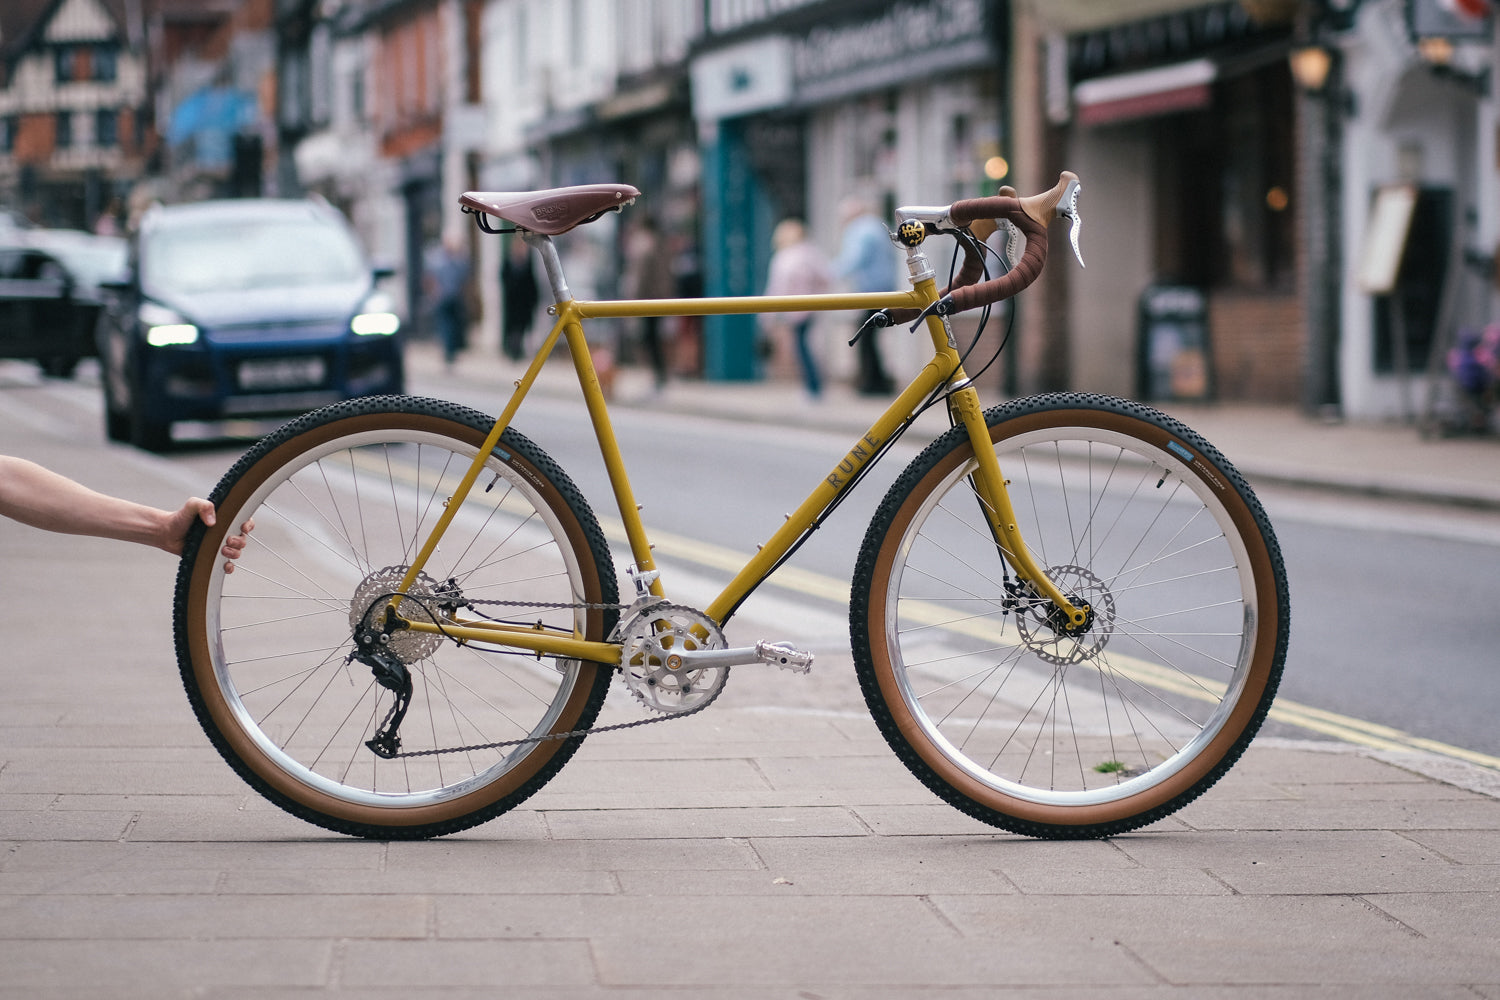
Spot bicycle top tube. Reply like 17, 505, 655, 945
576, 291, 925, 319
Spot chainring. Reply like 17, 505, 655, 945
618, 602, 728, 714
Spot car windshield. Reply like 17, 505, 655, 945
46, 239, 127, 289
144, 214, 365, 294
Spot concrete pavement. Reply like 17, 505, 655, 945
2, 352, 1500, 997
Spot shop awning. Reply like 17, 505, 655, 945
1023, 0, 1223, 33
1072, 58, 1216, 125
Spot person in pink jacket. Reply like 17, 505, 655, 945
763, 218, 833, 399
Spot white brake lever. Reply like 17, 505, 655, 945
999, 219, 1022, 269
1057, 177, 1085, 268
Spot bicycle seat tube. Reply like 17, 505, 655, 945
532, 231, 665, 595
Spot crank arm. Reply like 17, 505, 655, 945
665, 641, 814, 673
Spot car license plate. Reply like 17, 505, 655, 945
238, 357, 326, 391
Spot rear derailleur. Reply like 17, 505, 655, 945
347, 571, 464, 759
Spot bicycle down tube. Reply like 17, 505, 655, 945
390, 238, 1084, 660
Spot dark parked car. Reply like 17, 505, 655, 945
98, 197, 404, 450
0, 230, 124, 377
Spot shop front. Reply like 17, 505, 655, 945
1335, 0, 1496, 422
1043, 1, 1303, 402
691, 0, 1005, 382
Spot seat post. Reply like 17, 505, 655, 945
523, 231, 572, 304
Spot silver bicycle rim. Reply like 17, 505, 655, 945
884, 425, 1260, 807
203, 427, 592, 810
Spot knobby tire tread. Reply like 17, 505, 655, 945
849, 392, 1290, 839
172, 395, 619, 839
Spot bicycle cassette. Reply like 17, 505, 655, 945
349, 566, 454, 665
618, 603, 728, 714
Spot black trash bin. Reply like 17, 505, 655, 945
1137, 284, 1212, 402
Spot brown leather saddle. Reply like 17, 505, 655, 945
459, 183, 641, 236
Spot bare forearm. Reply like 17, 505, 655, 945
0, 456, 187, 551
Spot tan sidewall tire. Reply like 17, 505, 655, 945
181, 408, 612, 831
862, 403, 1283, 832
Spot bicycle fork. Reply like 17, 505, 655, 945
946, 384, 1091, 632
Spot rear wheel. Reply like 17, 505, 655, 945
174, 396, 619, 838
850, 393, 1289, 839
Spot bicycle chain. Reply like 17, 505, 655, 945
382, 594, 723, 759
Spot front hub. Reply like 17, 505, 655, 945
1012, 564, 1116, 666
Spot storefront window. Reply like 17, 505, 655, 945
1372, 187, 1451, 374
1218, 67, 1295, 291
95, 108, 118, 148
1150, 62, 1295, 293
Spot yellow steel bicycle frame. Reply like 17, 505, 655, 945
393, 276, 1084, 657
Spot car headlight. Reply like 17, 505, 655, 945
141, 301, 199, 347
352, 290, 400, 336
352, 312, 400, 336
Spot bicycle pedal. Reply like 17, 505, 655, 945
755, 641, 813, 673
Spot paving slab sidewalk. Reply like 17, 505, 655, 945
3, 363, 1500, 997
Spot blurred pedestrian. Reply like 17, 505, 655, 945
0, 455, 251, 570
763, 218, 832, 399
835, 195, 897, 395
425, 233, 470, 368
620, 216, 675, 390
500, 236, 540, 361
94, 198, 123, 236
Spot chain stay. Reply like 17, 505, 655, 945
384, 593, 718, 759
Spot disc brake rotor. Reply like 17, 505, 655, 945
1014, 564, 1116, 665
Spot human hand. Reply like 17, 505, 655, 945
162, 498, 216, 555
221, 517, 255, 574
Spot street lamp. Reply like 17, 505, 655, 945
1289, 45, 1334, 91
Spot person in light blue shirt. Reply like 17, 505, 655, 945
835, 195, 896, 394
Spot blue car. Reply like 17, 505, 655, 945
98, 197, 404, 450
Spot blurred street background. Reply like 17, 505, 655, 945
3, 0, 1500, 429
4, 4, 1500, 992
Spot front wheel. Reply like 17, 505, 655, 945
174, 396, 619, 838
850, 393, 1289, 839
